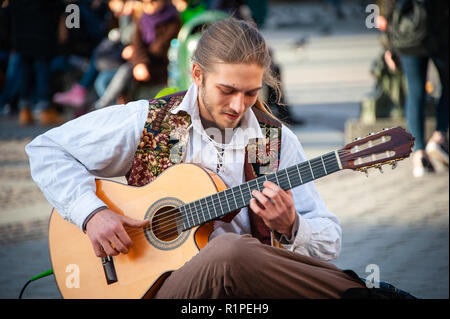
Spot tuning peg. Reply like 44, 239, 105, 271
353, 137, 361, 141
391, 161, 398, 169
362, 167, 369, 177
377, 165, 383, 174
368, 132, 376, 136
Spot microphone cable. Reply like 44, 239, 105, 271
18, 269, 54, 299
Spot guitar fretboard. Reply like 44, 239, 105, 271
179, 151, 341, 231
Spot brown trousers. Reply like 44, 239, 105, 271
154, 233, 365, 298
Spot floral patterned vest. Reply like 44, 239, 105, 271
126, 92, 282, 245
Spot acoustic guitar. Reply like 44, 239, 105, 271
48, 127, 414, 298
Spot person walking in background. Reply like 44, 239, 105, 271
6, 0, 64, 126
377, 0, 449, 177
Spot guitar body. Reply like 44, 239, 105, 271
48, 163, 226, 299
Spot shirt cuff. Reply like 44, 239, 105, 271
67, 192, 108, 231
274, 213, 299, 245
292, 213, 312, 249
274, 213, 312, 249
82, 206, 108, 233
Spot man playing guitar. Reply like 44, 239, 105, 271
26, 18, 367, 298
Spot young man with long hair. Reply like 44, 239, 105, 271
26, 18, 366, 298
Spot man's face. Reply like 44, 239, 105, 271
193, 63, 264, 130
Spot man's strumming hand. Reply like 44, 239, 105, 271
85, 208, 149, 258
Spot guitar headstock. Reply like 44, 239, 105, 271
339, 127, 415, 175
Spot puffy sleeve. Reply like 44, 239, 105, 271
25, 100, 149, 230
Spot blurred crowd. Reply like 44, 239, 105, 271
0, 0, 274, 126
0, 0, 447, 178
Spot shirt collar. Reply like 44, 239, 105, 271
170, 83, 265, 144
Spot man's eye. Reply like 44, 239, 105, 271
220, 89, 233, 95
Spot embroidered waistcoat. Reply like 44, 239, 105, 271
126, 92, 282, 245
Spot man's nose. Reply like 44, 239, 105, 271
229, 93, 245, 114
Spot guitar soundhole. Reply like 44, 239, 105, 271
151, 206, 182, 242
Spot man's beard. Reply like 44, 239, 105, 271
199, 84, 217, 127
199, 83, 240, 131
199, 84, 238, 144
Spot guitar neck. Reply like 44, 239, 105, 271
180, 151, 342, 231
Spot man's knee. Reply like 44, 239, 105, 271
204, 233, 260, 266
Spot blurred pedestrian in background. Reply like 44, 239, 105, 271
129, 0, 181, 99
0, 0, 64, 126
378, 0, 449, 177
1, 0, 300, 126
95, 0, 181, 107
0, 0, 14, 117
92, 0, 138, 108
52, 0, 113, 110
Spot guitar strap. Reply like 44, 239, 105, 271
244, 107, 282, 245
244, 151, 272, 245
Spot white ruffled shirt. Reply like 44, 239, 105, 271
25, 84, 342, 261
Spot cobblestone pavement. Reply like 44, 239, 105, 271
0, 2, 448, 299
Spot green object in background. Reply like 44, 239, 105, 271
154, 86, 181, 98
180, 2, 207, 24
168, 10, 229, 91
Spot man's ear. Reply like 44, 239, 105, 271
192, 63, 203, 86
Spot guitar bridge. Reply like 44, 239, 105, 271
101, 256, 118, 285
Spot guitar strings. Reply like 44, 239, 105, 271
149, 151, 342, 228
147, 150, 343, 230
124, 152, 342, 237
123, 151, 345, 240
152, 149, 397, 241
122, 152, 345, 241
131, 174, 342, 242
123, 146, 395, 242
123, 152, 345, 240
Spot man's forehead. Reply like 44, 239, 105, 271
204, 63, 264, 90
217, 83, 262, 92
